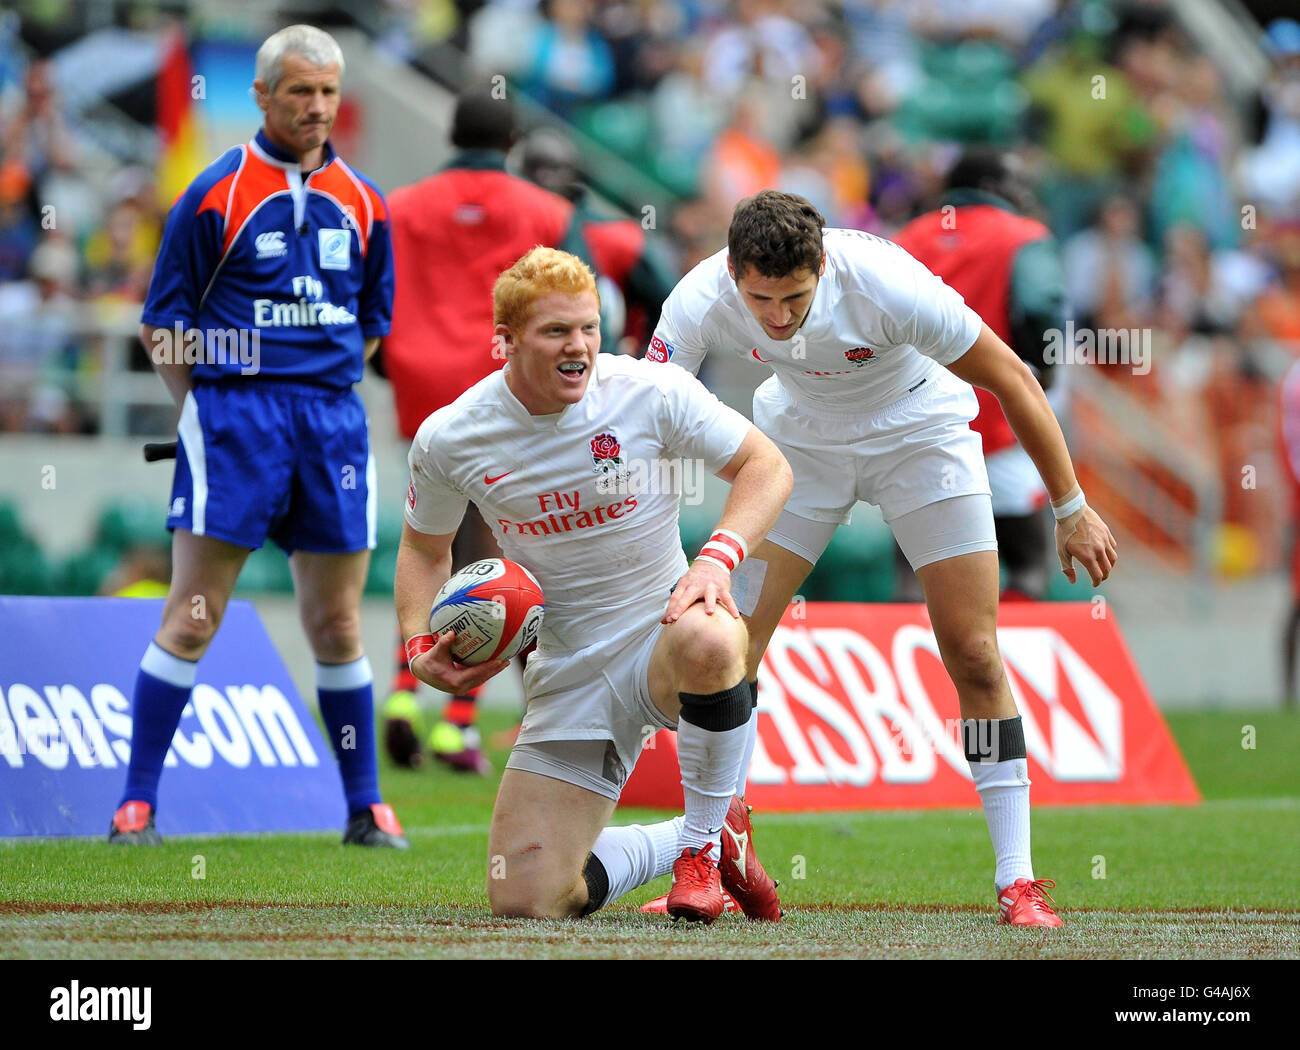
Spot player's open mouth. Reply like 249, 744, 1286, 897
557, 361, 587, 380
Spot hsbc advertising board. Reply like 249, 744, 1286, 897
622, 603, 1199, 810
0, 597, 342, 836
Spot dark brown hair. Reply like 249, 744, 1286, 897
728, 190, 826, 279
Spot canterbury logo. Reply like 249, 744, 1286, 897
255, 231, 287, 258
722, 824, 748, 880
484, 471, 513, 485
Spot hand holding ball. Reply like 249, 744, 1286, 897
429, 558, 545, 665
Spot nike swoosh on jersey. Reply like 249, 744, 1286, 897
722, 824, 748, 880
751, 348, 772, 363
484, 472, 513, 484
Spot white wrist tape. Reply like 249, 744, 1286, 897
697, 529, 748, 573
1051, 486, 1087, 521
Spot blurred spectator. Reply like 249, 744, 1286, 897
1063, 193, 1156, 331
0, 236, 80, 431
649, 41, 727, 192
100, 545, 171, 599
1148, 56, 1239, 251
518, 0, 615, 117
702, 0, 821, 102
467, 0, 545, 83
700, 86, 782, 224
1157, 225, 1247, 342
519, 125, 679, 353
1254, 221, 1300, 351
0, 60, 76, 183
1022, 31, 1156, 239
84, 197, 157, 303
1239, 18, 1300, 217
0, 161, 37, 282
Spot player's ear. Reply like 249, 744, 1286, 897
818, 252, 826, 277
494, 323, 515, 357
726, 255, 736, 282
252, 79, 270, 112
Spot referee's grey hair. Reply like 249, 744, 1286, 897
255, 25, 344, 94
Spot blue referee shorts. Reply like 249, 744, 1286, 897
167, 381, 376, 553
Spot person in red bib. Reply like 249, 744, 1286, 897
894, 148, 1067, 602
378, 89, 590, 773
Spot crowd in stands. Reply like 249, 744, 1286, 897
2, 0, 1299, 577
0, 22, 166, 434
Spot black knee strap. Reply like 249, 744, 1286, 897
679, 678, 752, 732
580, 853, 609, 917
962, 716, 1027, 764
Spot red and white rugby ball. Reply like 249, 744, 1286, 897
429, 558, 545, 665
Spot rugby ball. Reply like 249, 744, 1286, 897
429, 558, 545, 665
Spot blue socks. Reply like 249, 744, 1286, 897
316, 657, 381, 816
119, 645, 383, 819
120, 642, 197, 809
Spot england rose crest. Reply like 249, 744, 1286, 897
844, 346, 875, 366
591, 431, 629, 486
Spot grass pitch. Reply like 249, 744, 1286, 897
1, 710, 1296, 959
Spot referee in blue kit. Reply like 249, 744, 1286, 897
110, 24, 405, 847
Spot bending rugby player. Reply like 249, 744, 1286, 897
647, 191, 1118, 927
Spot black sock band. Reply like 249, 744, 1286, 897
679, 678, 752, 732
580, 853, 609, 917
747, 679, 758, 709
962, 716, 1027, 764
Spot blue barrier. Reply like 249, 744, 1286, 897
0, 597, 343, 837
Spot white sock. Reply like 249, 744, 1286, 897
735, 700, 759, 797
588, 817, 684, 910
970, 757, 1033, 891
678, 720, 748, 861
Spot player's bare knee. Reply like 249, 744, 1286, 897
304, 611, 362, 662
158, 605, 220, 657
942, 633, 1005, 696
672, 612, 745, 691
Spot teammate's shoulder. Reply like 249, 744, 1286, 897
597, 353, 696, 392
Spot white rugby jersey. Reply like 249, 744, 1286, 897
405, 354, 751, 658
650, 228, 984, 414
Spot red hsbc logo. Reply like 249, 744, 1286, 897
622, 604, 1198, 810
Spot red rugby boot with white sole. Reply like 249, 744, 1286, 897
998, 878, 1063, 927
718, 796, 782, 921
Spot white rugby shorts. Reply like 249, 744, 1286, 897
753, 369, 997, 568
507, 617, 672, 800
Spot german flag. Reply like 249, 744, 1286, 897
156, 27, 207, 209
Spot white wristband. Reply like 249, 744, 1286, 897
1051, 486, 1087, 521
